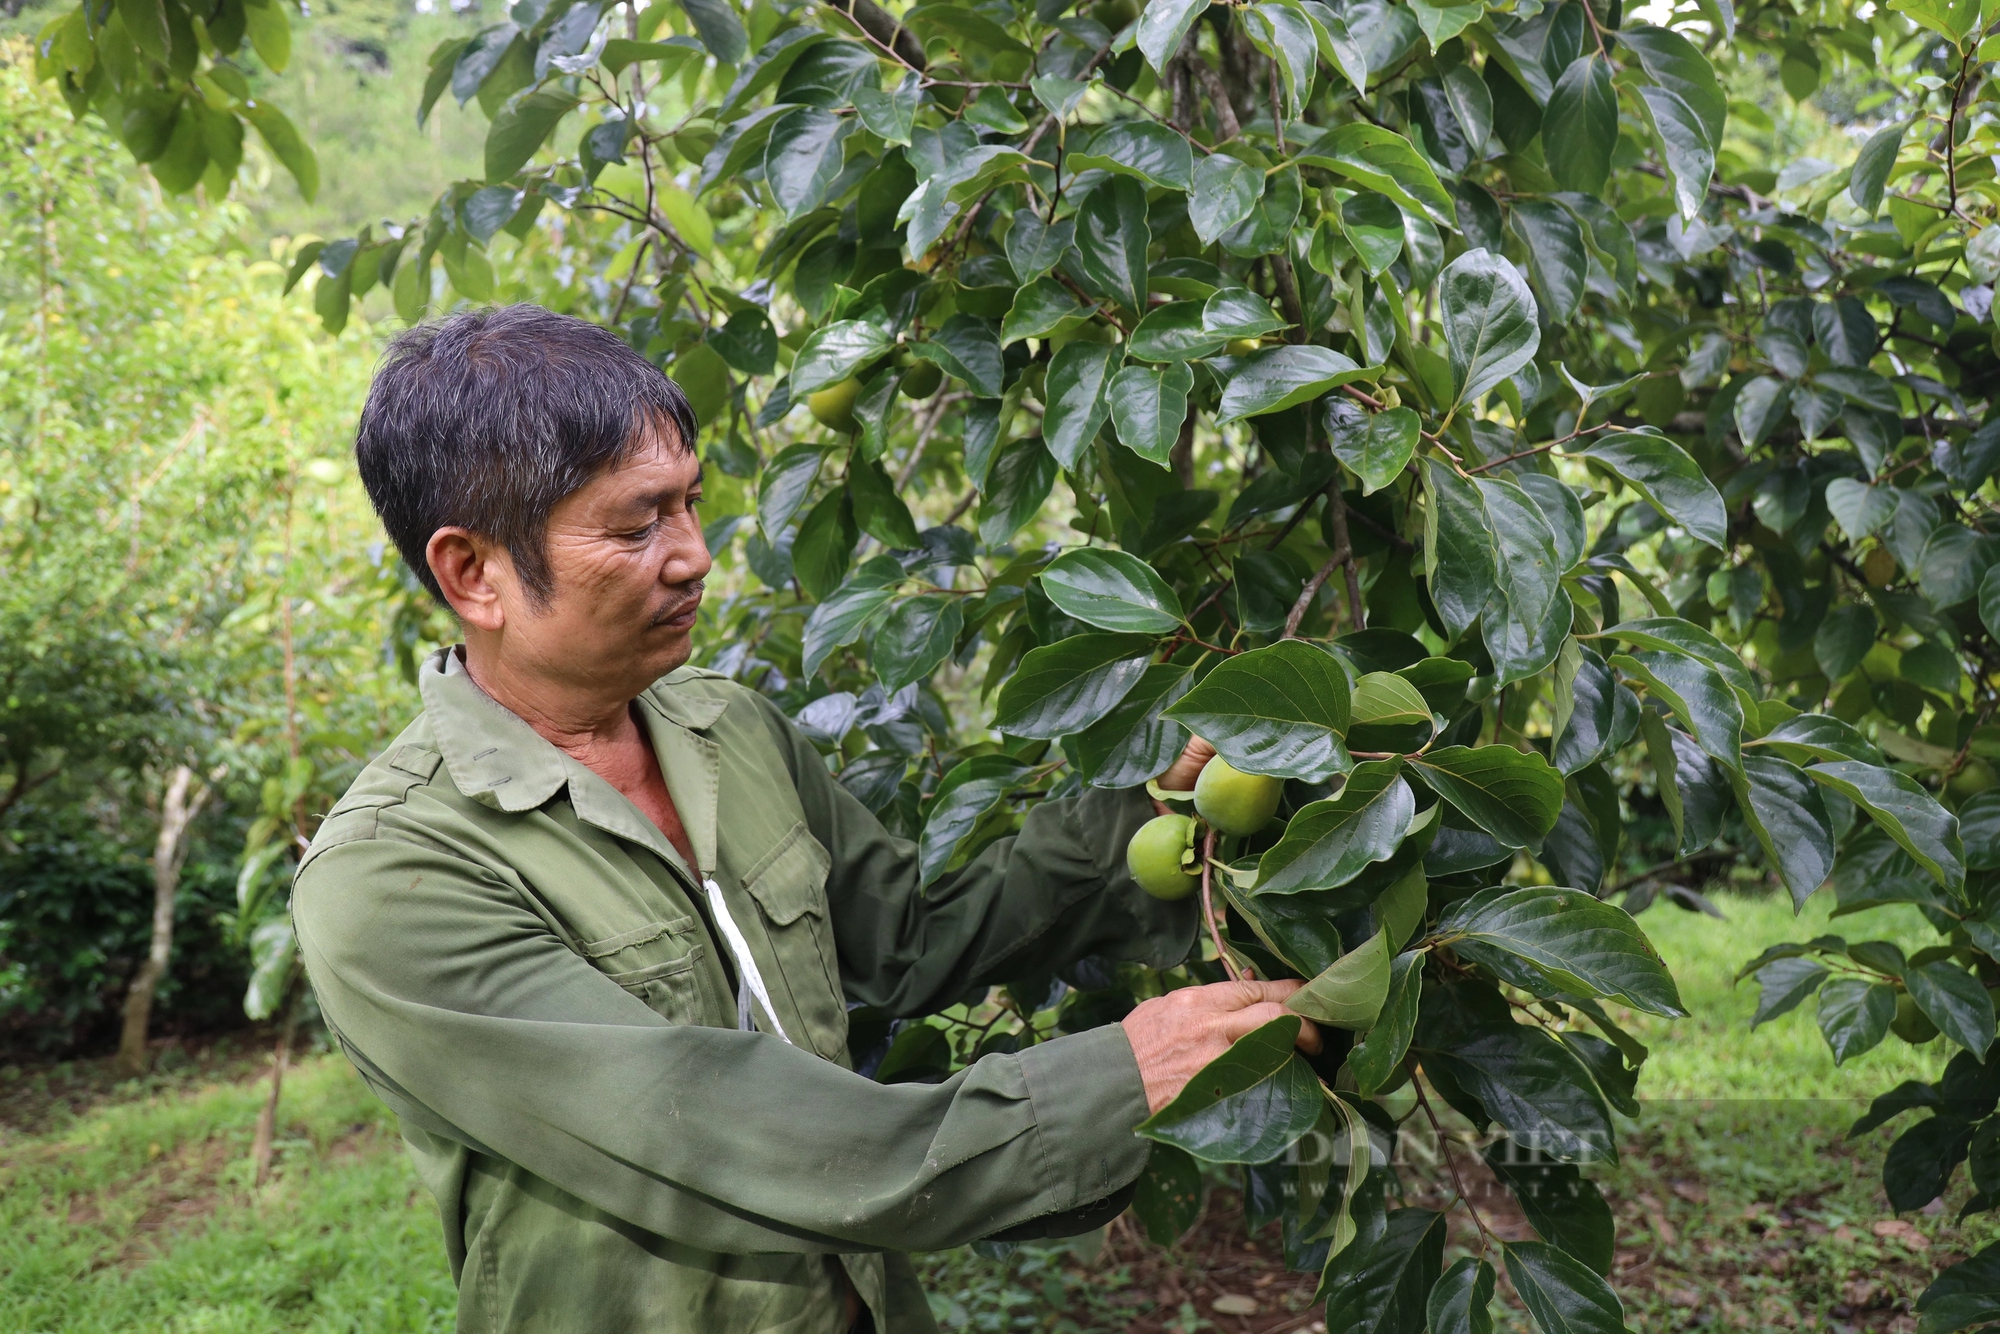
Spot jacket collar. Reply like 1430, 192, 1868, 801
417, 650, 726, 876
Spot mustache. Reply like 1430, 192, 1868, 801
649, 582, 705, 627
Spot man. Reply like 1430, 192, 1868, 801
293, 305, 1318, 1334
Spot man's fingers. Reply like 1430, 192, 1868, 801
1215, 1000, 1296, 1041
1191, 978, 1304, 1011
1293, 1016, 1323, 1055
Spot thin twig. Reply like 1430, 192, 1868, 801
1413, 1077, 1494, 1252
1198, 829, 1246, 982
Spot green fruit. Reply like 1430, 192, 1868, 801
1892, 991, 1940, 1044
807, 378, 861, 433
899, 360, 943, 399
1194, 758, 1284, 836
1951, 759, 1999, 800
1091, 0, 1140, 26
1225, 338, 1262, 356
1127, 814, 1199, 901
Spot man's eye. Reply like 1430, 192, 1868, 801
621, 522, 658, 540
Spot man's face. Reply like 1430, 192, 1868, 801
505, 426, 712, 699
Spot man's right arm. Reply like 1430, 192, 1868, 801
294, 834, 1311, 1255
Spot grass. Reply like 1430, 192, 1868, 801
0, 888, 1982, 1332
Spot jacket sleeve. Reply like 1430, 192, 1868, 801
293, 835, 1156, 1256
748, 694, 1199, 1015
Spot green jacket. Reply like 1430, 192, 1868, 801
292, 649, 1193, 1334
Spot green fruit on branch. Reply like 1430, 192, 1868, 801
1127, 813, 1199, 901
807, 378, 861, 432
1193, 758, 1283, 836
899, 360, 942, 399
1090, 0, 1140, 27
1892, 991, 1940, 1043
1950, 759, 1998, 800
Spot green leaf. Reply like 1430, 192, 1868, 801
1511, 200, 1586, 323
1109, 362, 1195, 466
1068, 120, 1194, 190
1075, 176, 1151, 313
1298, 123, 1456, 226
1848, 120, 1908, 215
792, 489, 857, 599
1419, 1004, 1617, 1162
1738, 754, 1837, 908
1255, 760, 1413, 894
1749, 956, 1830, 1028
241, 99, 319, 202
1001, 278, 1091, 347
1242, 0, 1320, 117
1138, 0, 1213, 74
801, 567, 899, 677
1503, 1241, 1634, 1334
1005, 213, 1075, 283
1328, 407, 1419, 495
1348, 950, 1424, 1095
1638, 86, 1715, 220
757, 444, 827, 537
1440, 247, 1541, 410
790, 320, 894, 395
1041, 548, 1184, 633
1321, 1209, 1448, 1330
1127, 302, 1228, 363
1289, 928, 1394, 1028
1348, 671, 1434, 751
1609, 650, 1743, 770
1905, 962, 1996, 1058
1042, 341, 1121, 470
1189, 153, 1265, 245
1131, 1143, 1203, 1244
763, 106, 855, 220
243, 0, 292, 72
1428, 1256, 1497, 1334
485, 90, 579, 182
1163, 640, 1354, 782
1544, 55, 1617, 194
1203, 286, 1290, 340
852, 80, 919, 145
1578, 432, 1727, 550
1408, 745, 1565, 849
1483, 1140, 1615, 1276
1805, 760, 1964, 893
1074, 664, 1193, 788
918, 755, 1030, 886
1137, 1015, 1322, 1163
1826, 478, 1900, 542
1596, 617, 1757, 700
679, 0, 748, 62
909, 314, 1003, 398
871, 594, 964, 694
1215, 345, 1372, 423
977, 438, 1061, 546
992, 632, 1153, 739
1479, 478, 1571, 685
1619, 24, 1726, 147
1435, 885, 1686, 1017
1422, 460, 1497, 641
849, 454, 919, 549
1409, 0, 1484, 49
1817, 977, 1896, 1063
1753, 713, 1884, 765
1340, 191, 1406, 278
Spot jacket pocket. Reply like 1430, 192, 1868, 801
583, 917, 705, 1022
737, 822, 848, 1059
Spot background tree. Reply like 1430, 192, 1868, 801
35, 0, 2000, 1323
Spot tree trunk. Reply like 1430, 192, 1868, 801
115, 765, 211, 1077
251, 979, 302, 1187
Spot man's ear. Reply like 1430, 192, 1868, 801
426, 528, 511, 633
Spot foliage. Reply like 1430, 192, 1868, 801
42, 0, 2000, 1318
0, 48, 436, 1053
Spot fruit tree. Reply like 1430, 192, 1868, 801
37, 0, 2000, 1322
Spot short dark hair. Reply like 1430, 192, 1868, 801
354, 304, 698, 606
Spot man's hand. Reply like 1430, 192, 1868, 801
1156, 735, 1216, 792
1120, 980, 1323, 1114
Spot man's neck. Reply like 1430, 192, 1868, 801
459, 644, 639, 769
